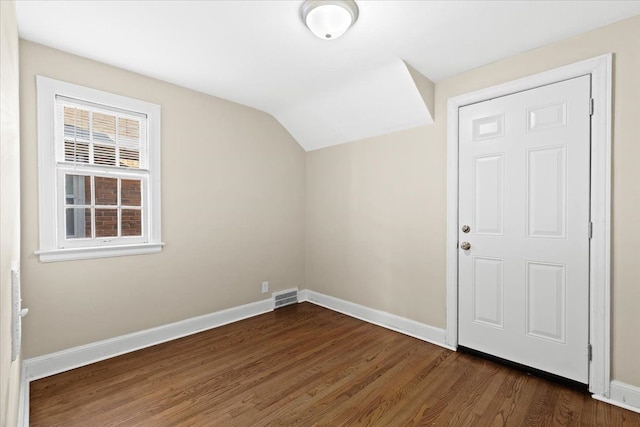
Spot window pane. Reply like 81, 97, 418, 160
119, 148, 140, 169
118, 117, 139, 140
64, 140, 90, 163
65, 208, 91, 239
118, 118, 140, 169
63, 106, 90, 141
94, 177, 117, 205
121, 209, 142, 236
64, 175, 91, 205
95, 208, 118, 238
92, 112, 116, 143
94, 144, 116, 166
121, 179, 141, 206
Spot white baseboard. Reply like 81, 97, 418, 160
299, 289, 454, 351
593, 381, 640, 414
18, 363, 28, 427
302, 289, 640, 415
19, 291, 452, 426
24, 298, 273, 382
21, 289, 449, 381
19, 297, 273, 426
21, 288, 637, 424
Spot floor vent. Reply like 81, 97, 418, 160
273, 288, 298, 309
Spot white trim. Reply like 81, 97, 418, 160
18, 363, 28, 427
593, 381, 640, 414
35, 242, 165, 262
23, 298, 272, 382
446, 54, 612, 396
300, 290, 453, 350
17, 292, 449, 426
18, 287, 632, 423
587, 55, 613, 398
35, 75, 163, 262
18, 297, 272, 426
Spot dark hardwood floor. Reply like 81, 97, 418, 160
30, 303, 640, 426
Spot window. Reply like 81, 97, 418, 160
36, 76, 163, 262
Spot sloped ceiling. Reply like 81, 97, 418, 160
15, 1, 640, 151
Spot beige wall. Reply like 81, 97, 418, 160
306, 125, 446, 327
17, 11, 640, 394
1, 1, 23, 425
306, 15, 640, 387
20, 41, 306, 358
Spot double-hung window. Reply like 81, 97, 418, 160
36, 76, 163, 262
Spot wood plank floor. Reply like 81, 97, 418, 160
30, 303, 640, 426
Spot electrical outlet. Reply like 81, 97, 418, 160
261, 281, 269, 293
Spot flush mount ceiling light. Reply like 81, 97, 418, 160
301, 0, 359, 40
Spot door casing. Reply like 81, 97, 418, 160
445, 54, 612, 397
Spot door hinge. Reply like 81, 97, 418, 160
589, 98, 594, 116
588, 344, 593, 361
588, 221, 593, 239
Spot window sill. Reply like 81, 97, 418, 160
35, 242, 165, 262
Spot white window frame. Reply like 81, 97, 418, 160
35, 76, 163, 262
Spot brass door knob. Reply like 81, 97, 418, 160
460, 242, 471, 250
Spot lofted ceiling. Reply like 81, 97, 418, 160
15, 1, 640, 151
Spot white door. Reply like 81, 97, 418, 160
458, 75, 591, 383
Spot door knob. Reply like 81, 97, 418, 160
462, 225, 470, 233
460, 242, 471, 250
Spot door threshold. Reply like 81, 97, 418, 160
458, 346, 589, 393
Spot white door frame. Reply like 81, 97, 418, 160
446, 54, 612, 397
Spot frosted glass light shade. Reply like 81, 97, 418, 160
302, 0, 359, 40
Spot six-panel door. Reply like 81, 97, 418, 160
458, 75, 591, 383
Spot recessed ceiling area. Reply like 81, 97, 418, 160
15, 1, 640, 151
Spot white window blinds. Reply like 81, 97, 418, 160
55, 95, 148, 170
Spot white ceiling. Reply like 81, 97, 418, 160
15, 1, 640, 151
